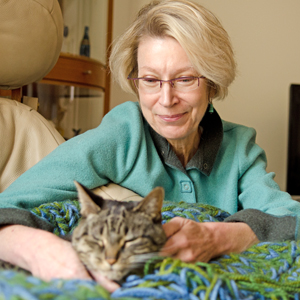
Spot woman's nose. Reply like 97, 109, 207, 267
159, 82, 178, 107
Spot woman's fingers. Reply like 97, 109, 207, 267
91, 272, 120, 293
161, 218, 221, 262
160, 220, 259, 263
162, 217, 186, 238
161, 217, 202, 259
161, 217, 189, 256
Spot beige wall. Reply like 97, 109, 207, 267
62, 0, 107, 63
110, 0, 148, 108
111, 0, 300, 191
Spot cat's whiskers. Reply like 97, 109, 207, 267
127, 252, 161, 265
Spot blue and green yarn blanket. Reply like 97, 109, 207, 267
1, 200, 300, 300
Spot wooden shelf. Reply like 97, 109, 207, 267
40, 53, 106, 91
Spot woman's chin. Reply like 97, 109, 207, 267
154, 125, 191, 141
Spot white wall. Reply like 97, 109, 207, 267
111, 0, 300, 191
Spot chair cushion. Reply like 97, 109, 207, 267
0, 98, 65, 192
0, 0, 63, 89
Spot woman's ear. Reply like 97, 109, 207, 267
207, 80, 217, 100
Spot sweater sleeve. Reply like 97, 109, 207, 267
224, 208, 297, 241
0, 102, 144, 228
224, 125, 300, 241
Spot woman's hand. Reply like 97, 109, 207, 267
0, 225, 119, 292
160, 217, 259, 263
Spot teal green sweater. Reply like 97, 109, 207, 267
0, 101, 299, 240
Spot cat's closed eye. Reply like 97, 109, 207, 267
123, 237, 145, 248
96, 240, 104, 248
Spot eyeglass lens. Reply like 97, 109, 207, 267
135, 77, 201, 93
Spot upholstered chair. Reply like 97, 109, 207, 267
0, 0, 65, 192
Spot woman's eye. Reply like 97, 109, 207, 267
177, 77, 194, 83
142, 78, 159, 85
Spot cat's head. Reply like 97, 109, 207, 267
72, 182, 167, 282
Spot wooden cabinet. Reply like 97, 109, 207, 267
40, 53, 106, 91
24, 54, 107, 140
3, 0, 114, 139
56, 0, 113, 115
29, 0, 114, 139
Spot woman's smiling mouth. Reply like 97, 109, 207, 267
158, 113, 187, 122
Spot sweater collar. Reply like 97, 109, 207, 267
148, 106, 223, 176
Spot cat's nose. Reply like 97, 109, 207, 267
106, 258, 117, 265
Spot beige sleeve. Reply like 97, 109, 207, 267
92, 183, 143, 202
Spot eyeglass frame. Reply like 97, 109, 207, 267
127, 75, 206, 92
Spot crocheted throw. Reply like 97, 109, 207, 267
0, 200, 299, 300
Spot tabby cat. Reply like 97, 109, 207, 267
0, 183, 167, 283
72, 182, 167, 282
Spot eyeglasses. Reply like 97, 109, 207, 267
127, 76, 205, 94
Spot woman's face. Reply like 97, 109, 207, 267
137, 36, 209, 144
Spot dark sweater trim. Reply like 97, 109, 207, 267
0, 208, 54, 232
225, 209, 297, 241
189, 107, 223, 176
149, 125, 187, 173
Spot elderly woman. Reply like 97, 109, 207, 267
0, 0, 299, 292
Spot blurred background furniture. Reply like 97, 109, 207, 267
287, 84, 300, 200
26, 53, 107, 139
0, 0, 114, 191
0, 0, 63, 105
0, 99, 65, 192
0, 0, 65, 191
24, 0, 113, 139
0, 0, 113, 140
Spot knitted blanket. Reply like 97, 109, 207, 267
1, 200, 299, 300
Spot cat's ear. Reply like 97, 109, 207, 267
74, 181, 102, 217
133, 187, 164, 221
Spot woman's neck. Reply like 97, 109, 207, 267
167, 127, 202, 168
